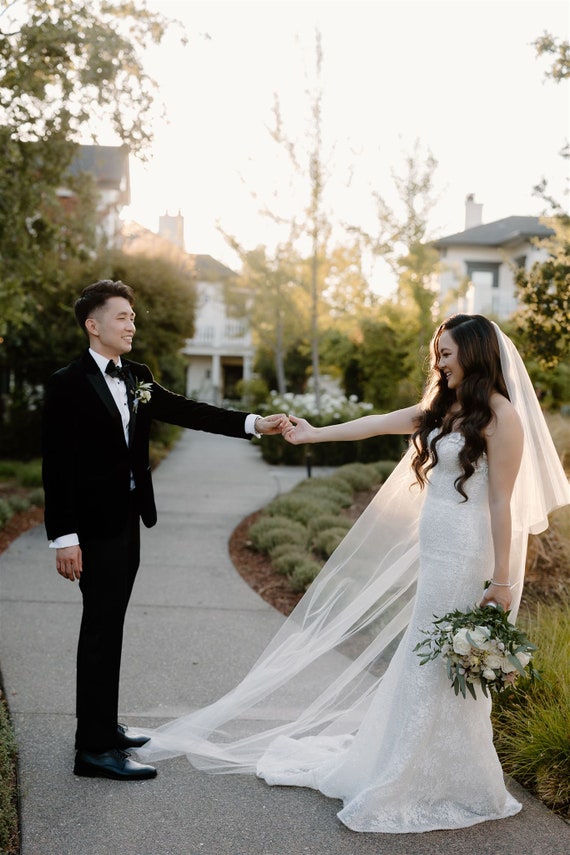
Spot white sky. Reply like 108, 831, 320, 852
122, 0, 570, 282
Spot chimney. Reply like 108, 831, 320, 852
159, 210, 185, 250
464, 194, 483, 230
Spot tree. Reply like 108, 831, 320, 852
224, 238, 307, 395
266, 29, 332, 411
534, 32, 570, 81
531, 30, 569, 215
0, 248, 196, 457
352, 141, 440, 346
322, 241, 378, 334
108, 251, 196, 391
515, 29, 570, 369
0, 0, 172, 331
514, 215, 570, 369
355, 318, 412, 412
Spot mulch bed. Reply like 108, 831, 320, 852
0, 507, 44, 556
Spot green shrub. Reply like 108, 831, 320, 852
335, 462, 382, 491
250, 464, 391, 595
28, 488, 45, 508
307, 475, 354, 495
373, 460, 399, 480
266, 494, 340, 525
0, 462, 18, 479
273, 550, 314, 577
235, 377, 270, 408
289, 559, 323, 592
293, 482, 353, 508
259, 433, 405, 466
268, 542, 300, 560
308, 515, 352, 537
149, 425, 182, 468
294, 486, 350, 505
312, 527, 349, 559
248, 516, 308, 553
17, 460, 43, 487
0, 500, 12, 528
8, 496, 30, 513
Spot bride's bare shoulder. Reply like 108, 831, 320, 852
486, 392, 522, 437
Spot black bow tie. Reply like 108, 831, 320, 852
105, 360, 130, 382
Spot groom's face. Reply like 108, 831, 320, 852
85, 296, 136, 359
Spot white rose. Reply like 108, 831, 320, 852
467, 627, 488, 647
516, 652, 531, 667
474, 625, 491, 639
484, 654, 503, 670
501, 659, 519, 674
482, 668, 497, 681
452, 628, 472, 656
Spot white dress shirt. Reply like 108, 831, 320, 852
90, 349, 131, 444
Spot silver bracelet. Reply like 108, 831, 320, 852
490, 579, 511, 588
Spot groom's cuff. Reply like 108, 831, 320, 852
49, 533, 80, 549
245, 413, 262, 438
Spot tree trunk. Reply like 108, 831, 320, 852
275, 312, 287, 395
310, 229, 321, 412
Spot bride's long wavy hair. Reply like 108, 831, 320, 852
411, 314, 509, 500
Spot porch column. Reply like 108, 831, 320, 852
212, 353, 221, 404
243, 355, 253, 382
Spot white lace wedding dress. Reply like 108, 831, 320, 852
256, 432, 522, 832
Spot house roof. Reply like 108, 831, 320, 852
68, 145, 130, 203
194, 254, 236, 280
120, 223, 237, 279
433, 216, 554, 248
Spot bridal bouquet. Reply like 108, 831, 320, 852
414, 604, 538, 700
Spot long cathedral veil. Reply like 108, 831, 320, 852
138, 325, 569, 772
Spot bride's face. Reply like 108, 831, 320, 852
437, 330, 464, 390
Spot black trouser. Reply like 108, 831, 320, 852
75, 495, 140, 752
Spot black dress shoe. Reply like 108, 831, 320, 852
74, 748, 157, 780
116, 723, 151, 749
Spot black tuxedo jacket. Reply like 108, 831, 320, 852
42, 351, 250, 541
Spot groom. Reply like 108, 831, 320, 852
42, 279, 286, 781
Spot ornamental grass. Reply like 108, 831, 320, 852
312, 527, 351, 560
492, 599, 570, 818
0, 686, 19, 855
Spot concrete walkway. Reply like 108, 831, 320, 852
0, 431, 568, 855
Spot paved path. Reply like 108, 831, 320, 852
1, 432, 568, 855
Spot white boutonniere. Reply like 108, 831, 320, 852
133, 380, 152, 411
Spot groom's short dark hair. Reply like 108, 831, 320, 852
74, 280, 135, 333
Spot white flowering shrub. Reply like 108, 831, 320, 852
264, 392, 374, 422
259, 393, 405, 466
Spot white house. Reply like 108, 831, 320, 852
182, 254, 256, 405
62, 144, 130, 247
121, 215, 256, 405
434, 196, 554, 320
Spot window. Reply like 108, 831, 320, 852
466, 261, 500, 288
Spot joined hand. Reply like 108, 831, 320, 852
282, 415, 315, 445
255, 413, 290, 435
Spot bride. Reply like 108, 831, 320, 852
138, 315, 569, 834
